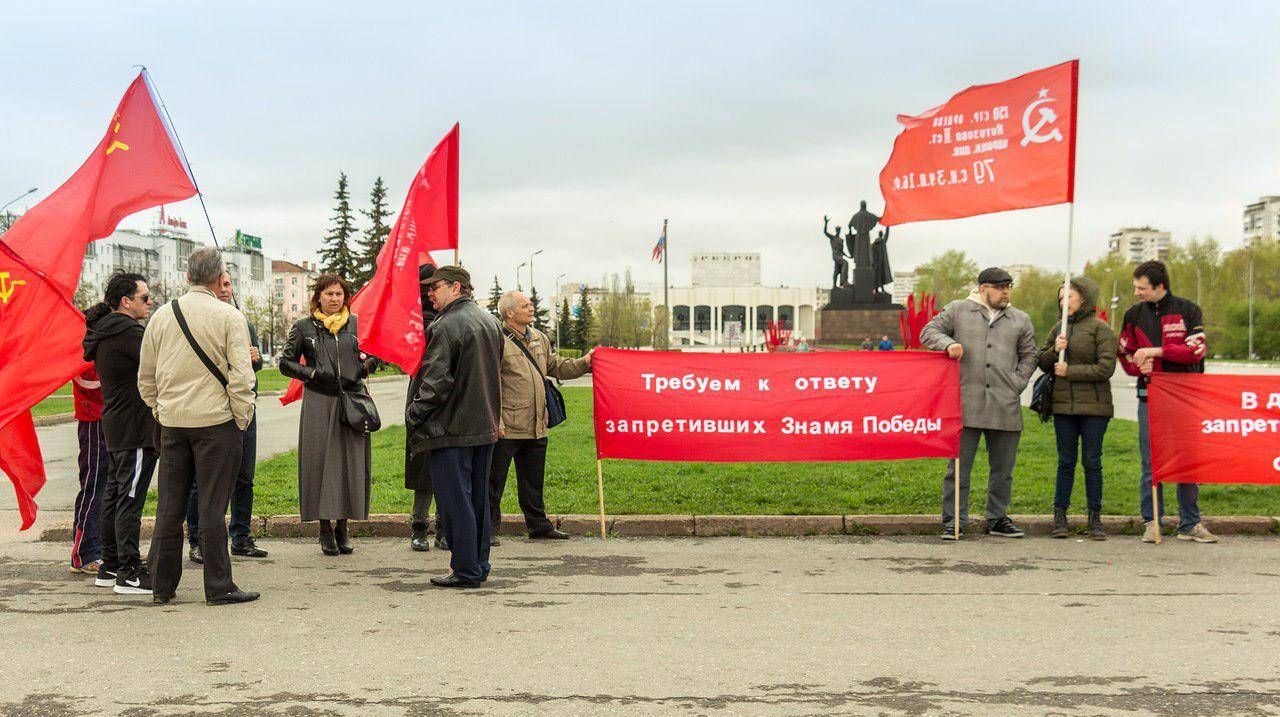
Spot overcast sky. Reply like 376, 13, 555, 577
3, 2, 1278, 296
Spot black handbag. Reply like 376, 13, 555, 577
339, 384, 382, 434
505, 328, 567, 428
1030, 371, 1055, 423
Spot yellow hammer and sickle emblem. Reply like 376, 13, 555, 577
105, 113, 130, 156
0, 272, 27, 305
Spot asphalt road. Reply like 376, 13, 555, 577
2, 535, 1279, 716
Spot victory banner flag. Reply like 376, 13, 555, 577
592, 349, 961, 462
0, 72, 196, 528
1149, 374, 1280, 486
879, 60, 1078, 226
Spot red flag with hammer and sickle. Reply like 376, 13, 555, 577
879, 60, 1078, 226
0, 72, 197, 529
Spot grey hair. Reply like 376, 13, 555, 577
187, 247, 225, 286
498, 290, 525, 319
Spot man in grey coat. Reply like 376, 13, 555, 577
921, 267, 1038, 540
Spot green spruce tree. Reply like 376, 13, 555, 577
355, 176, 392, 288
486, 275, 504, 319
572, 286, 595, 350
319, 171, 360, 280
529, 285, 550, 333
556, 297, 572, 351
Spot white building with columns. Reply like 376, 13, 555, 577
650, 253, 826, 347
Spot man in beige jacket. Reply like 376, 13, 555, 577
139, 247, 258, 606
488, 290, 592, 540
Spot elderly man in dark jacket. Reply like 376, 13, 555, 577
407, 266, 503, 588
921, 267, 1038, 540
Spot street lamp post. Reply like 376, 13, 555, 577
516, 262, 527, 291
554, 272, 566, 351
1, 187, 38, 215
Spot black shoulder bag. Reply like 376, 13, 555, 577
332, 318, 381, 434
505, 328, 567, 428
1029, 326, 1061, 424
172, 299, 228, 387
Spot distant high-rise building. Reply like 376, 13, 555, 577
1243, 196, 1280, 246
1108, 227, 1171, 264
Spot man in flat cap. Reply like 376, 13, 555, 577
406, 266, 504, 587
921, 267, 1037, 540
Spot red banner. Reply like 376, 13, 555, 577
592, 349, 961, 462
879, 60, 1078, 226
1149, 374, 1280, 485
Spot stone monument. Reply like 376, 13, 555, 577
818, 200, 904, 344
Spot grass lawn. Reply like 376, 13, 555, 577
247, 387, 1280, 518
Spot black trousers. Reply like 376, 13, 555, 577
488, 438, 554, 534
100, 447, 157, 575
430, 444, 495, 584
186, 417, 257, 547
148, 421, 243, 600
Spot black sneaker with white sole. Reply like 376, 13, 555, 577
985, 517, 1025, 538
114, 566, 153, 595
940, 525, 964, 541
94, 565, 118, 588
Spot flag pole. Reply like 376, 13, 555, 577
662, 218, 669, 350
596, 459, 607, 540
140, 67, 239, 309
1057, 202, 1075, 362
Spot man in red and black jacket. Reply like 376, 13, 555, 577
1117, 260, 1216, 544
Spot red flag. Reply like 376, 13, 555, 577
351, 123, 459, 374
879, 60, 1078, 226
0, 72, 196, 529
1149, 374, 1280, 486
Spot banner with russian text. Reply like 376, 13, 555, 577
1149, 374, 1280, 485
592, 348, 961, 462
879, 59, 1078, 226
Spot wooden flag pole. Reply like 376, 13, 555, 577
1057, 202, 1076, 362
596, 459, 607, 540
953, 457, 961, 540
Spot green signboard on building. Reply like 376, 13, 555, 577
234, 229, 262, 251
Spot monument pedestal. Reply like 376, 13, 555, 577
818, 303, 904, 346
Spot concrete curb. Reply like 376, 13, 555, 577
37, 513, 1280, 542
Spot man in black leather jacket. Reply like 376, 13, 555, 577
406, 266, 503, 588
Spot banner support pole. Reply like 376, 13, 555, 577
1057, 202, 1075, 362
596, 459, 607, 540
954, 457, 961, 541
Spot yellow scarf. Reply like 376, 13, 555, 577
313, 307, 350, 335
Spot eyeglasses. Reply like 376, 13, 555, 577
131, 293, 152, 303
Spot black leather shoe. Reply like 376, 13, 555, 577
434, 535, 449, 551
207, 589, 260, 605
410, 529, 430, 552
189, 544, 203, 564
429, 573, 481, 589
335, 521, 354, 555
231, 539, 268, 558
319, 531, 340, 556
153, 594, 174, 605
530, 528, 570, 540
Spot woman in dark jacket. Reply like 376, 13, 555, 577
280, 274, 378, 555
1036, 275, 1117, 540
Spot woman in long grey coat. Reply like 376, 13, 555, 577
280, 274, 377, 556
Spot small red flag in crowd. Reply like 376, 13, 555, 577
879, 60, 1078, 226
0, 72, 197, 528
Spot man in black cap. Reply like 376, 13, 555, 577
406, 266, 503, 587
921, 267, 1038, 540
405, 263, 446, 551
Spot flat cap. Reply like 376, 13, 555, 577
977, 267, 1013, 286
429, 265, 472, 289
418, 263, 437, 283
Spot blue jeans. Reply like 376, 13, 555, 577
430, 443, 496, 584
1053, 414, 1108, 512
186, 418, 257, 546
1138, 400, 1200, 532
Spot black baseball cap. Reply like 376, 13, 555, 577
977, 267, 1013, 287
